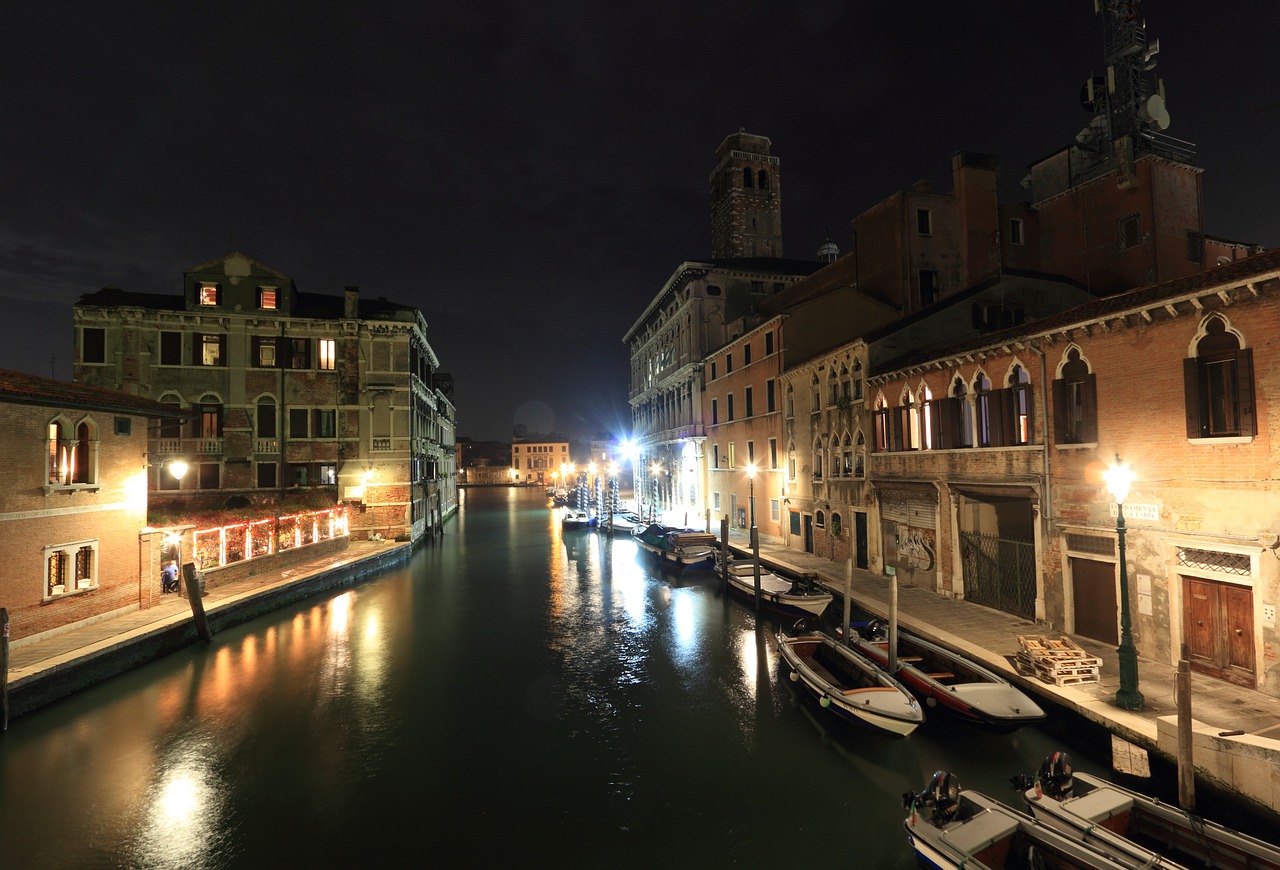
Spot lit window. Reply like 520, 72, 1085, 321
199, 283, 219, 306
201, 334, 224, 366
318, 339, 336, 371
1185, 315, 1255, 439
45, 540, 98, 596
319, 464, 337, 485
258, 287, 278, 309
47, 419, 95, 486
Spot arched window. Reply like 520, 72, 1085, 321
758, 169, 769, 190
47, 417, 96, 486
831, 512, 842, 537
840, 432, 853, 477
742, 167, 753, 188
975, 372, 994, 447
812, 437, 824, 479
897, 386, 919, 451
785, 383, 795, 419
1008, 364, 1032, 445
1185, 315, 1255, 438
852, 359, 864, 400
854, 432, 866, 478
919, 383, 935, 450
873, 393, 891, 452
810, 374, 821, 412
1054, 347, 1096, 444
948, 376, 973, 448
815, 509, 826, 529
787, 443, 797, 480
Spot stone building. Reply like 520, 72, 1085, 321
72, 252, 453, 543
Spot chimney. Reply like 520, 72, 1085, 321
344, 286, 359, 319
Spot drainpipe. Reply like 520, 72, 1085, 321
1032, 340, 1051, 522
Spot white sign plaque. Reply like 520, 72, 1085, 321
1110, 502, 1159, 522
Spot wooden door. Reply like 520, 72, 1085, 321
803, 514, 814, 553
855, 512, 869, 570
1182, 577, 1256, 688
1070, 557, 1118, 645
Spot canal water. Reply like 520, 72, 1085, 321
0, 487, 1147, 867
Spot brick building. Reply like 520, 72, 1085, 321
867, 250, 1280, 697
0, 368, 191, 641
72, 252, 454, 543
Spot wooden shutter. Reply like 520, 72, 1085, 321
1052, 379, 1068, 441
891, 408, 904, 452
1237, 348, 1256, 436
1080, 374, 1098, 442
938, 396, 961, 448
1183, 358, 1201, 437
991, 389, 1013, 447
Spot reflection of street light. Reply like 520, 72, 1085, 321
747, 462, 761, 609
509, 467, 517, 486
1103, 454, 1144, 712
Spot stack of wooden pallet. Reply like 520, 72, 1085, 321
1016, 634, 1101, 686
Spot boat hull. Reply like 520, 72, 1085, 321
777, 633, 922, 737
849, 630, 1044, 731
1020, 770, 1280, 870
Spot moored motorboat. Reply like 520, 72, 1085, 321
631, 523, 717, 568
603, 510, 643, 532
903, 770, 1182, 869
561, 508, 593, 530
719, 555, 832, 620
1012, 751, 1280, 870
777, 631, 922, 737
843, 620, 1045, 732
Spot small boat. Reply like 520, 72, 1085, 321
720, 555, 833, 620
843, 620, 1045, 732
1012, 752, 1280, 870
561, 508, 593, 530
603, 511, 643, 532
903, 770, 1183, 869
776, 631, 923, 737
631, 523, 717, 568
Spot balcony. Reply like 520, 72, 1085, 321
255, 438, 279, 454
372, 438, 393, 451
152, 437, 223, 455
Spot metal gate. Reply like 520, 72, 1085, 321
959, 532, 1036, 619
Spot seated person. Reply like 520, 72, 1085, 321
161, 560, 179, 593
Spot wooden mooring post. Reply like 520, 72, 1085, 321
182, 562, 213, 642
1176, 659, 1195, 812
1, 607, 9, 731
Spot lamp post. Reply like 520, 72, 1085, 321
1104, 454, 1144, 711
747, 462, 761, 609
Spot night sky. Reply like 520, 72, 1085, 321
4, 1, 1278, 442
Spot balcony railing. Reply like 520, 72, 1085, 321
153, 437, 222, 455
255, 438, 279, 454
372, 438, 393, 451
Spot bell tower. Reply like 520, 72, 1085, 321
709, 130, 783, 259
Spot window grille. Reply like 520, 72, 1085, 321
1066, 534, 1114, 556
1177, 547, 1250, 576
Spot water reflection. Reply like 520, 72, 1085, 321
0, 487, 1208, 869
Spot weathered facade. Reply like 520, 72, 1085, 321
868, 251, 1280, 697
72, 252, 453, 543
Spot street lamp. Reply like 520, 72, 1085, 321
1103, 453, 1144, 711
747, 462, 761, 609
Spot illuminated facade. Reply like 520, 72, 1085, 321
72, 252, 454, 542
0, 368, 190, 641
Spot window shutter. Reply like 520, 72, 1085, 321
1236, 348, 1256, 436
1081, 374, 1098, 442
1022, 386, 1035, 443
193, 334, 203, 366
891, 409, 904, 452
991, 389, 1012, 447
1052, 379, 1068, 441
1182, 358, 1201, 437
926, 401, 942, 449
938, 397, 960, 448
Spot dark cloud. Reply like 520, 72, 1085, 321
3, 0, 1278, 441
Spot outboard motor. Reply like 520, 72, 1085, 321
1038, 751, 1073, 800
903, 770, 962, 826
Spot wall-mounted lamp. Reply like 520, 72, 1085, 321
1268, 536, 1280, 561
148, 455, 189, 480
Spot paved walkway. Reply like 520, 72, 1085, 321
713, 525, 1280, 745
4, 541, 411, 715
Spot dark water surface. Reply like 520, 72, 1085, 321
3, 487, 1118, 868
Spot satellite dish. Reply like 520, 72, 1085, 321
1139, 93, 1170, 130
